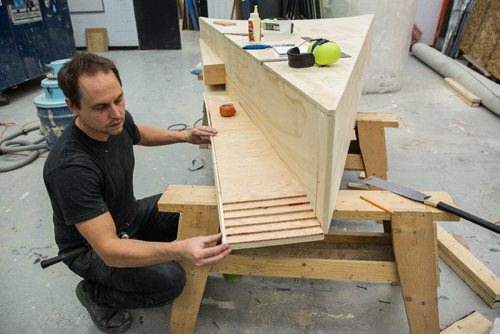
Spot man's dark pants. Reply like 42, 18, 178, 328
68, 194, 186, 309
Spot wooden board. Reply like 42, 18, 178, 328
200, 40, 225, 85
86, 28, 108, 53
200, 16, 374, 233
437, 224, 500, 308
440, 311, 493, 334
205, 89, 324, 249
443, 78, 481, 107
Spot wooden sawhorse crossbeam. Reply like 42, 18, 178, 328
158, 185, 458, 333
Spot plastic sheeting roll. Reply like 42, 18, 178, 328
412, 43, 500, 116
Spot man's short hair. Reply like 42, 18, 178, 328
58, 52, 122, 109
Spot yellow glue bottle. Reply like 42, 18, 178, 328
248, 5, 261, 44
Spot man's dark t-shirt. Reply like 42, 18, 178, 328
43, 111, 141, 254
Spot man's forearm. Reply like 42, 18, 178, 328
137, 125, 188, 146
96, 238, 183, 268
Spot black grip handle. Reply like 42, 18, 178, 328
436, 202, 500, 234
40, 246, 88, 269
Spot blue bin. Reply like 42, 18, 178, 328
34, 94, 74, 149
41, 78, 66, 100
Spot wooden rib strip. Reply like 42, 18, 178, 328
224, 211, 317, 227
225, 219, 319, 235
223, 195, 309, 211
223, 204, 313, 219
227, 226, 324, 245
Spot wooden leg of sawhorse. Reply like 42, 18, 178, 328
392, 212, 440, 333
346, 112, 398, 179
161, 187, 219, 333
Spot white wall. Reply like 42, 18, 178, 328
70, 0, 138, 47
207, 0, 233, 19
414, 0, 443, 45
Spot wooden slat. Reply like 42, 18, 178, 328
225, 219, 319, 235
437, 224, 500, 308
440, 311, 493, 334
223, 203, 313, 219
443, 77, 481, 107
224, 211, 317, 227
223, 195, 308, 210
226, 226, 324, 249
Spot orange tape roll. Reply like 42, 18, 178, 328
219, 103, 236, 117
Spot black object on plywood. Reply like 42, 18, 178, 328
133, 0, 181, 50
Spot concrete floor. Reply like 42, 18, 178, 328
0, 30, 499, 333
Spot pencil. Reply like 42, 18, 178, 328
360, 195, 395, 215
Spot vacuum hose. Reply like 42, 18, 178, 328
0, 124, 48, 172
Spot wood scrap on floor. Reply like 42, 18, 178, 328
437, 224, 500, 308
440, 311, 492, 334
443, 77, 481, 107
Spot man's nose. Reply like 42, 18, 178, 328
110, 102, 122, 117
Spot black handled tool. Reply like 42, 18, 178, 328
363, 176, 500, 234
40, 246, 88, 269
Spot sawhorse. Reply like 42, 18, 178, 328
158, 185, 458, 333
345, 112, 399, 180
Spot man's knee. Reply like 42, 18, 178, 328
141, 262, 186, 306
159, 261, 186, 299
113, 261, 186, 296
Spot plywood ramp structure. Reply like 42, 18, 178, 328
205, 89, 324, 249
200, 16, 373, 249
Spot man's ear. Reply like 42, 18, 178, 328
66, 98, 80, 116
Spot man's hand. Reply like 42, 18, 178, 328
177, 233, 230, 267
184, 125, 218, 145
